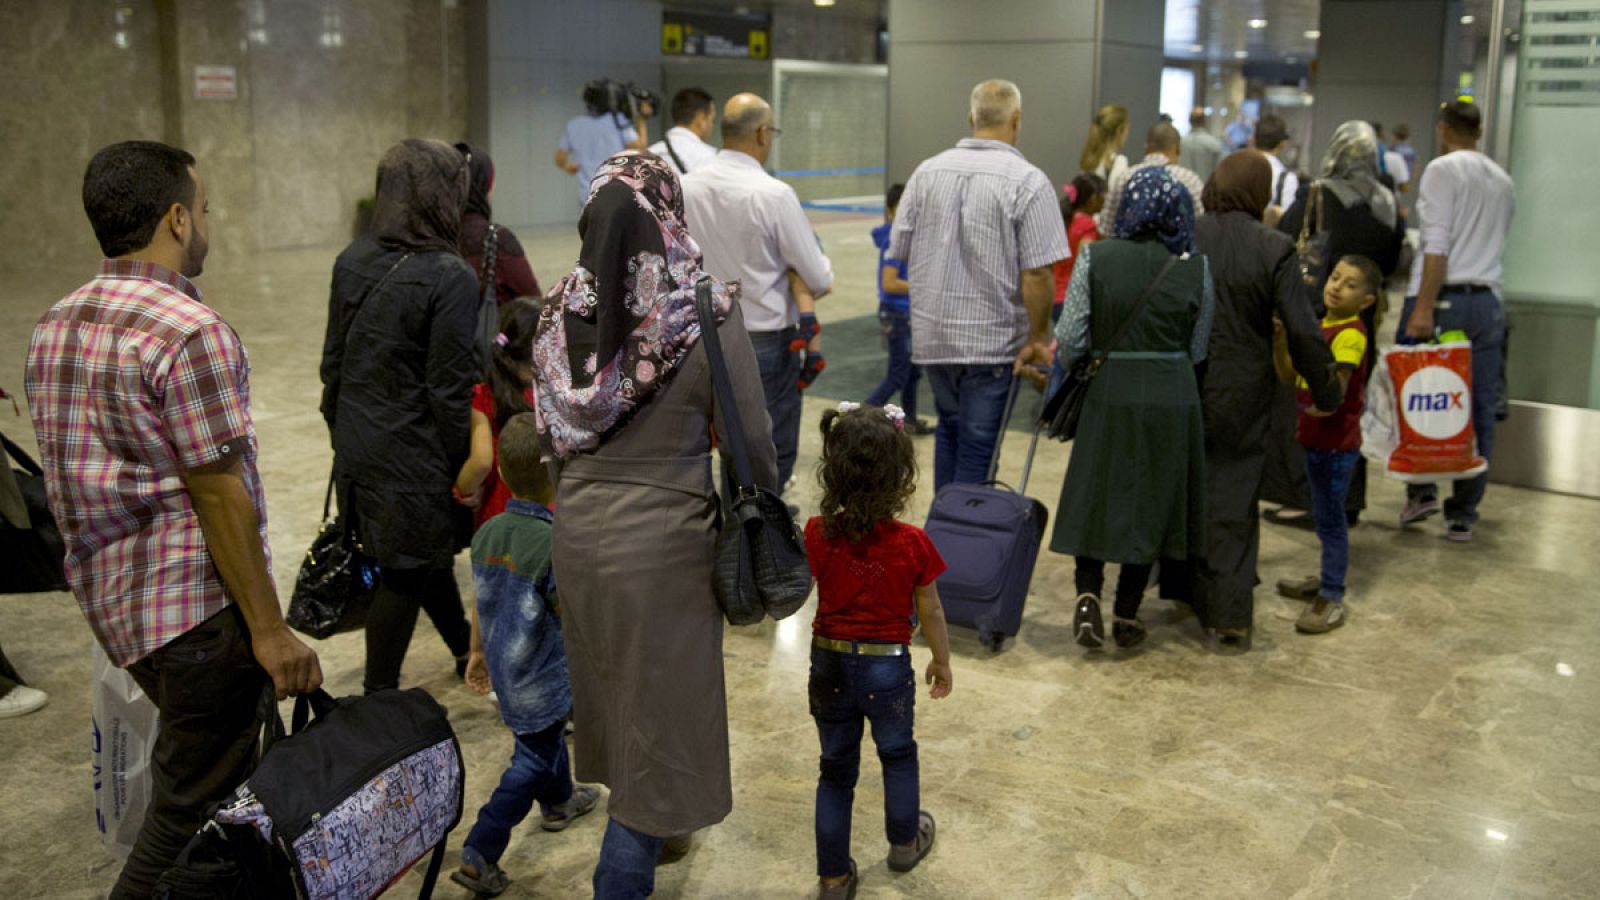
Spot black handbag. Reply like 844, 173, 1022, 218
1295, 181, 1331, 288
694, 277, 813, 626
1041, 254, 1180, 442
0, 430, 69, 593
285, 478, 376, 640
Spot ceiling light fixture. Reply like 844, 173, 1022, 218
1461, 15, 1475, 24
1304, 29, 1321, 39
1190, 43, 1204, 53
1248, 18, 1267, 29
814, 0, 836, 6
1234, 50, 1248, 59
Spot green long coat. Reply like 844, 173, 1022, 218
1050, 238, 1209, 564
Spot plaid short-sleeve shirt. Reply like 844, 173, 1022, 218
24, 260, 268, 665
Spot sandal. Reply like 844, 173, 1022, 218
450, 847, 510, 897
540, 784, 600, 832
817, 859, 858, 899
887, 810, 936, 873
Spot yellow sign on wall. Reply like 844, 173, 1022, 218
749, 29, 769, 59
662, 23, 684, 54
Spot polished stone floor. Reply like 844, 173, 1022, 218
2, 213, 1597, 899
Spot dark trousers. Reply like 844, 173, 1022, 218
749, 328, 802, 489
464, 718, 575, 864
866, 310, 920, 420
1306, 448, 1360, 602
924, 364, 1015, 490
809, 647, 919, 879
1075, 557, 1154, 620
111, 605, 267, 899
364, 566, 470, 693
593, 817, 665, 899
1398, 289, 1507, 525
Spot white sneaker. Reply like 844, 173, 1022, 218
0, 685, 48, 719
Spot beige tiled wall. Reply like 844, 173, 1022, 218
0, 0, 467, 272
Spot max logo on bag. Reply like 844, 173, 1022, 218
1400, 365, 1471, 439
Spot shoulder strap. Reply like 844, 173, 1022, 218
0, 431, 42, 478
694, 278, 755, 496
479, 225, 498, 306
1092, 253, 1180, 365
1275, 170, 1289, 207
662, 133, 689, 174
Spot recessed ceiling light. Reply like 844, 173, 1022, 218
1234, 50, 1248, 59
1248, 18, 1268, 29
1285, 56, 1298, 64
814, 0, 836, 6
1486, 828, 1508, 842
1190, 43, 1204, 53
1461, 15, 1475, 24
1304, 29, 1321, 39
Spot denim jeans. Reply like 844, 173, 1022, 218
924, 364, 1015, 489
866, 310, 920, 420
1305, 448, 1361, 602
113, 606, 268, 900
1397, 289, 1506, 525
809, 646, 919, 879
463, 718, 575, 864
748, 328, 802, 489
593, 817, 665, 899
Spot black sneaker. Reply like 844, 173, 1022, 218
1073, 593, 1104, 648
1446, 520, 1474, 543
1112, 618, 1146, 649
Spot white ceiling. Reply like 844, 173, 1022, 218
1164, 0, 1505, 64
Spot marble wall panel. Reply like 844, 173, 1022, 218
0, 0, 166, 274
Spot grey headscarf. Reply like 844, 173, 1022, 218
1318, 121, 1397, 230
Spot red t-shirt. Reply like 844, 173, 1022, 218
804, 517, 947, 645
1053, 213, 1101, 305
469, 383, 535, 530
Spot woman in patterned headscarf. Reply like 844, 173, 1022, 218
1049, 167, 1215, 653
531, 151, 777, 896
322, 139, 479, 693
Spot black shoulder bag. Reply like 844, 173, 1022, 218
286, 252, 411, 640
1040, 254, 1180, 442
661, 133, 690, 174
694, 277, 812, 626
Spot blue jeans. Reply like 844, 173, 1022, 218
866, 310, 920, 419
809, 647, 919, 879
463, 718, 574, 864
593, 817, 665, 899
1305, 448, 1361, 602
924, 364, 1015, 489
749, 328, 802, 489
1397, 289, 1506, 525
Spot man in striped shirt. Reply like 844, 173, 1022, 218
889, 79, 1070, 488
25, 141, 321, 897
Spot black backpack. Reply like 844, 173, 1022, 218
0, 430, 68, 593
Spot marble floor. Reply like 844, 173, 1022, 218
2, 213, 1598, 899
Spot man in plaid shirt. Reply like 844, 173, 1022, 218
24, 141, 321, 897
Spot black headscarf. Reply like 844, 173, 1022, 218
1201, 150, 1273, 220
530, 152, 736, 458
370, 139, 468, 255
455, 142, 494, 220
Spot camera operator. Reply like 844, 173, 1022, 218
648, 87, 718, 177
554, 80, 655, 208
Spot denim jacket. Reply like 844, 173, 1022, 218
471, 499, 570, 733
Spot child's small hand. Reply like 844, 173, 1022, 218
925, 660, 953, 699
464, 650, 492, 695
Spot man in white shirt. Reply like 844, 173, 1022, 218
1254, 114, 1300, 225
1099, 122, 1207, 235
1399, 100, 1516, 542
682, 93, 833, 491
889, 79, 1069, 488
648, 87, 719, 177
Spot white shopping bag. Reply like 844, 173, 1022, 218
91, 642, 158, 861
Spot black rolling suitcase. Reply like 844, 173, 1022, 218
923, 380, 1048, 650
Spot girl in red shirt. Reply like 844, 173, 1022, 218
1052, 173, 1106, 322
454, 297, 550, 529
803, 402, 953, 899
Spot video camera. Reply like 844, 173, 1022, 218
583, 78, 660, 120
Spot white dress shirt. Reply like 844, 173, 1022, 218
1406, 149, 1516, 296
648, 126, 719, 177
1383, 149, 1411, 187
681, 150, 834, 332
1266, 152, 1300, 210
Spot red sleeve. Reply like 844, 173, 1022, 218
804, 517, 826, 578
471, 382, 494, 416
499, 253, 541, 303
912, 526, 947, 587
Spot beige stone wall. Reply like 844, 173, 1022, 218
0, 0, 467, 272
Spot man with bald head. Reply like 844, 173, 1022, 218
681, 93, 833, 494
890, 79, 1069, 489
1098, 120, 1207, 233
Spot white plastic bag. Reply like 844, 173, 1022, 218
92, 642, 158, 861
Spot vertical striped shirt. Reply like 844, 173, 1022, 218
24, 260, 267, 666
889, 139, 1071, 366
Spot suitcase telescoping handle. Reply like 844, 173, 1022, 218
982, 373, 1046, 494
